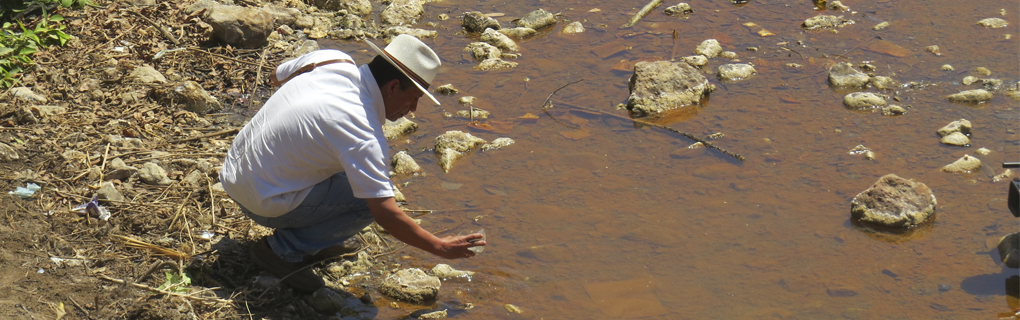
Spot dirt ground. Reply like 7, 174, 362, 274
0, 1, 408, 319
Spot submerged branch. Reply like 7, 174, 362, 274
622, 0, 665, 28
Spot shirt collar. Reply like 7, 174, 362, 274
359, 64, 387, 125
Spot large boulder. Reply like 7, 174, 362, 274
850, 174, 936, 229
626, 61, 715, 118
378, 268, 441, 303
202, 4, 274, 48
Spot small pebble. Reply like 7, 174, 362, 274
937, 284, 951, 292
941, 64, 954, 71
976, 67, 991, 76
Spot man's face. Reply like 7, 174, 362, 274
383, 80, 423, 121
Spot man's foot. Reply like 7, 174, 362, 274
303, 237, 363, 264
251, 238, 324, 293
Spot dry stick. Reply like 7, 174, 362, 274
98, 143, 111, 182
167, 128, 240, 143
126, 10, 179, 46
539, 79, 585, 129
254, 249, 365, 300
670, 29, 680, 61
560, 103, 746, 162
250, 48, 270, 109
187, 47, 275, 69
98, 275, 235, 304
621, 0, 665, 28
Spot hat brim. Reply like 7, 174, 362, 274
364, 39, 441, 106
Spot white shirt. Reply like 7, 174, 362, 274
220, 50, 395, 217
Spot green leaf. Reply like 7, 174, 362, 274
60, 0, 73, 7
0, 47, 12, 57
157, 271, 192, 293
50, 14, 64, 22
18, 46, 36, 56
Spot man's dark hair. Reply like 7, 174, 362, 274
368, 55, 415, 90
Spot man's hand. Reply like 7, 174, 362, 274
366, 197, 486, 259
434, 233, 486, 259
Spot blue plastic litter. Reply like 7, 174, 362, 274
72, 194, 111, 221
9, 183, 41, 199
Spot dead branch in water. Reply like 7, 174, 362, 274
622, 0, 665, 28
557, 103, 746, 162
540, 79, 584, 129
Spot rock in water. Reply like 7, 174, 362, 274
717, 64, 756, 81
842, 92, 887, 110
378, 268, 441, 303
664, 3, 693, 17
851, 174, 936, 229
431, 264, 475, 279
977, 17, 1008, 28
465, 42, 502, 62
498, 27, 537, 38
481, 28, 518, 51
626, 61, 715, 118
694, 39, 722, 58
435, 131, 486, 172
383, 117, 418, 140
463, 11, 500, 32
937, 119, 971, 137
381, 0, 424, 25
940, 132, 970, 146
941, 154, 981, 173
946, 89, 992, 103
828, 62, 870, 88
999, 232, 1019, 268
391, 151, 422, 174
514, 9, 556, 29
307, 288, 349, 314
802, 15, 854, 30
561, 21, 584, 34
312, 0, 372, 16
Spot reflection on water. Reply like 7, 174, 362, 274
322, 0, 1019, 317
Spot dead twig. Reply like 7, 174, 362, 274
561, 103, 746, 161
167, 128, 239, 143
126, 10, 179, 46
97, 274, 234, 304
114, 235, 190, 260
187, 47, 275, 69
622, 0, 665, 28
540, 79, 585, 129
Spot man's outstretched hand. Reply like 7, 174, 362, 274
434, 233, 486, 259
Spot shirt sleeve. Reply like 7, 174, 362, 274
339, 138, 395, 199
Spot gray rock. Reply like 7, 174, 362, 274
417, 309, 448, 319
312, 0, 371, 16
850, 174, 936, 228
802, 15, 854, 30
392, 151, 422, 174
476, 58, 518, 71
998, 232, 1019, 268
937, 119, 971, 137
106, 158, 138, 181
717, 63, 757, 81
881, 105, 906, 116
104, 134, 147, 149
843, 92, 887, 110
626, 61, 715, 118
827, 0, 849, 11
947, 89, 992, 103
561, 21, 584, 34
481, 137, 514, 151
718, 51, 738, 59
481, 28, 518, 51
382, 117, 418, 140
182, 170, 206, 188
289, 39, 319, 58
262, 6, 303, 25
307, 288, 349, 314
682, 55, 707, 67
14, 107, 37, 124
381, 0, 424, 26
128, 66, 167, 84
434, 84, 458, 95
97, 181, 125, 203
203, 4, 274, 48
138, 162, 173, 185
455, 108, 489, 119
163, 81, 222, 115
828, 62, 870, 87
385, 26, 438, 41
514, 8, 556, 30
465, 42, 502, 62
435, 131, 486, 172
29, 105, 66, 119
463, 12, 500, 32
379, 268, 441, 303
10, 87, 47, 104
940, 132, 970, 146
941, 154, 981, 173
498, 27, 537, 38
430, 264, 475, 279
664, 3, 693, 17
694, 39, 721, 58
870, 76, 897, 90
978, 17, 1008, 28
0, 142, 19, 162
962, 76, 978, 85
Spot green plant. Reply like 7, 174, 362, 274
157, 270, 192, 294
0, 0, 91, 88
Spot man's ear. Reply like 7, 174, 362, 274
382, 79, 401, 96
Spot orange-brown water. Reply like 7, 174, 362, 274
321, 0, 1019, 318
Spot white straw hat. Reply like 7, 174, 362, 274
364, 35, 442, 105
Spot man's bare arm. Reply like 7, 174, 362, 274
366, 197, 485, 259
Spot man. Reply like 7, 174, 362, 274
220, 35, 485, 293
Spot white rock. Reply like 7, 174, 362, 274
939, 132, 970, 146
941, 155, 981, 173
694, 39, 722, 58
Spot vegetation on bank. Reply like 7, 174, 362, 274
0, 0, 91, 88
